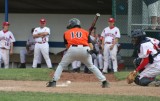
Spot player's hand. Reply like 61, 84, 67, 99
10, 50, 13, 55
27, 50, 34, 55
110, 45, 114, 50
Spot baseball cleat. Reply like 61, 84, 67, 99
102, 80, 109, 88
46, 81, 56, 87
148, 81, 160, 87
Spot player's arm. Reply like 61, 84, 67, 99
110, 37, 119, 50
26, 44, 30, 52
40, 32, 49, 37
88, 35, 93, 50
10, 42, 14, 55
33, 33, 42, 38
63, 34, 69, 49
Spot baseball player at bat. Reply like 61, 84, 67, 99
101, 18, 121, 73
46, 18, 109, 88
32, 18, 52, 68
0, 22, 16, 68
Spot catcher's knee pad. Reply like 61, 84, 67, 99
136, 77, 154, 86
134, 75, 140, 85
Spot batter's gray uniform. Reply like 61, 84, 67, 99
47, 18, 108, 88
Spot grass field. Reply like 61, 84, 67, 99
0, 68, 160, 101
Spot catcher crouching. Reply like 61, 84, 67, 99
126, 29, 160, 87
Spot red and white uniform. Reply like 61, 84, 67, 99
101, 26, 120, 72
0, 30, 15, 68
32, 26, 52, 68
136, 37, 160, 79
33, 27, 50, 43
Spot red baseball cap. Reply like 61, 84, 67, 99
40, 18, 46, 24
108, 18, 115, 23
3, 22, 10, 26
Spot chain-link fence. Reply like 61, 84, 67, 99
112, 0, 160, 57
113, 0, 160, 36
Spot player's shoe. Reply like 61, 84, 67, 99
102, 80, 109, 88
46, 80, 56, 87
148, 81, 160, 87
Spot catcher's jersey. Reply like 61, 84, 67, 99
146, 37, 160, 50
101, 27, 120, 43
33, 27, 50, 43
26, 35, 35, 51
0, 30, 16, 49
138, 38, 160, 62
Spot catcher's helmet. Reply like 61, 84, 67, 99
67, 18, 81, 29
131, 29, 146, 46
131, 29, 146, 38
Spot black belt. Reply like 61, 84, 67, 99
72, 45, 88, 47
0, 47, 7, 49
105, 42, 112, 44
36, 42, 46, 44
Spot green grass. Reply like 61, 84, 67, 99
0, 91, 160, 101
114, 71, 160, 80
114, 71, 129, 80
0, 68, 52, 81
0, 68, 160, 101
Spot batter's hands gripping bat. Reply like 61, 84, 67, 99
89, 13, 100, 34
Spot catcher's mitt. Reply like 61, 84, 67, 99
126, 71, 138, 84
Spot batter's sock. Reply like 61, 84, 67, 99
19, 63, 26, 68
37, 64, 41, 68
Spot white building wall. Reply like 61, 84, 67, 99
0, 13, 111, 54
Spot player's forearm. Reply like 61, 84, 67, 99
89, 43, 93, 50
10, 43, 14, 53
33, 32, 48, 38
33, 34, 41, 38
113, 38, 119, 45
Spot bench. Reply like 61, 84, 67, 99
9, 53, 62, 68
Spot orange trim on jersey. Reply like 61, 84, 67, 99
64, 27, 89, 48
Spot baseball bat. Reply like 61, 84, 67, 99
89, 13, 100, 34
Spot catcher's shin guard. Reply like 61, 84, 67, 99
135, 76, 154, 86
46, 81, 56, 87
102, 80, 109, 88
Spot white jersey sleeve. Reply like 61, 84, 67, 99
9, 31, 16, 43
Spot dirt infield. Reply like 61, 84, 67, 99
0, 72, 160, 97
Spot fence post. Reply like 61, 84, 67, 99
128, 0, 132, 36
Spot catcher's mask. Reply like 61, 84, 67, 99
67, 18, 81, 29
131, 29, 146, 46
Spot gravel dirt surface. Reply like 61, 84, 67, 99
0, 72, 160, 97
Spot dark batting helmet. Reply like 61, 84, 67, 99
67, 18, 81, 29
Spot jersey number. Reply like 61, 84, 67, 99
71, 32, 82, 39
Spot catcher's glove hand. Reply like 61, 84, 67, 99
126, 70, 138, 84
